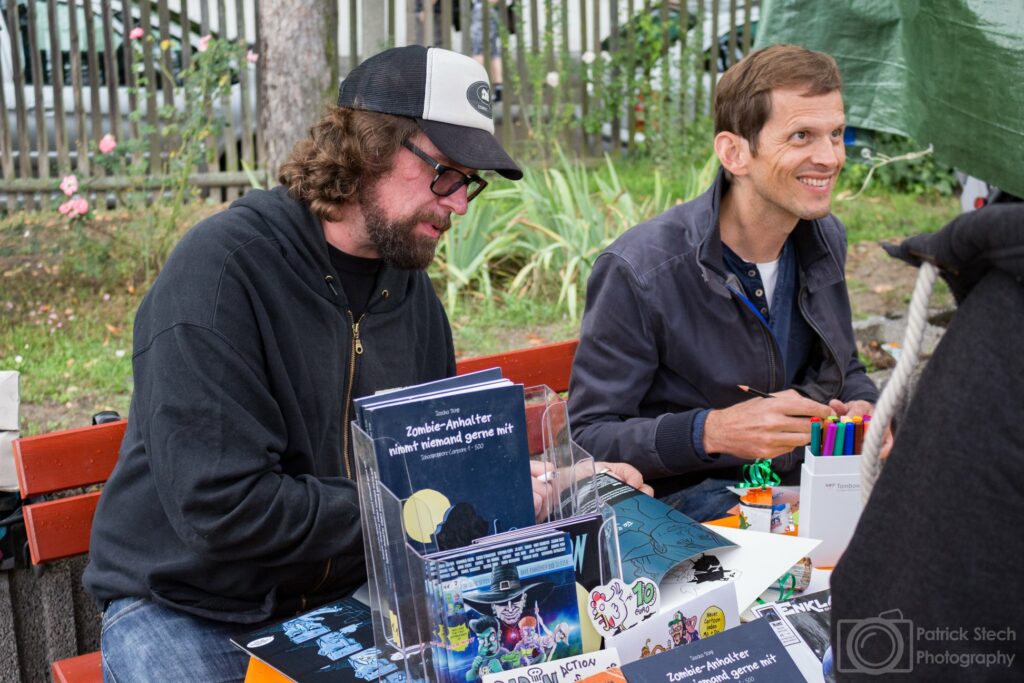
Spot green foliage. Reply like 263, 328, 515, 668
839, 132, 958, 198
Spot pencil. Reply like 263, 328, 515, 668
737, 384, 774, 399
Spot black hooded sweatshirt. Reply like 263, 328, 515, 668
83, 186, 455, 622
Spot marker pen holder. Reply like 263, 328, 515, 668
797, 447, 864, 567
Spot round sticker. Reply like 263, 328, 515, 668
699, 605, 726, 639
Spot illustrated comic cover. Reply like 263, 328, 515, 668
231, 597, 410, 683
752, 589, 834, 683
571, 472, 734, 585
432, 532, 584, 683
361, 381, 535, 554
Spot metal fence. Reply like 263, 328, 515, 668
0, 0, 758, 209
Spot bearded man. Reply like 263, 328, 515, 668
84, 45, 523, 681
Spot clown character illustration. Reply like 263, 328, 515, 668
466, 616, 511, 681
463, 564, 553, 651
589, 580, 635, 636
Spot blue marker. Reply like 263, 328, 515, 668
843, 418, 855, 455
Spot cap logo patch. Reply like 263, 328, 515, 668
466, 81, 493, 120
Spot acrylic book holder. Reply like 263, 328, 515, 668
353, 385, 622, 683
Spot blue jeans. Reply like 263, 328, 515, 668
657, 477, 738, 522
101, 597, 258, 682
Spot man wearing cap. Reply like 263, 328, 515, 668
83, 45, 528, 680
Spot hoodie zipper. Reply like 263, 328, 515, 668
341, 310, 364, 480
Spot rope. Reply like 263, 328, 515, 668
860, 261, 940, 503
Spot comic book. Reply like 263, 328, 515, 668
359, 379, 536, 555
429, 531, 584, 683
751, 589, 834, 683
231, 596, 408, 683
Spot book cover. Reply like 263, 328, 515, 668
572, 472, 734, 586
353, 368, 504, 429
620, 617, 804, 683
751, 589, 833, 683
481, 648, 623, 683
231, 597, 408, 683
363, 382, 535, 553
433, 532, 584, 683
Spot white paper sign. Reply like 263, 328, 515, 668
482, 648, 622, 683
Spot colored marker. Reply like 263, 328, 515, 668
833, 420, 847, 455
843, 418, 856, 455
737, 384, 773, 399
810, 417, 822, 456
823, 421, 837, 456
853, 416, 865, 454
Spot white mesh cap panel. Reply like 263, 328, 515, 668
422, 48, 495, 134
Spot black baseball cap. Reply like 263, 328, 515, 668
337, 45, 522, 181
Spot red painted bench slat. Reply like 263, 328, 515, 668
51, 651, 103, 683
23, 491, 101, 565
12, 420, 126, 496
456, 339, 578, 394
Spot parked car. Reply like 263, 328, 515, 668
1, 0, 255, 175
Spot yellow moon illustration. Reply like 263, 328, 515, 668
402, 489, 452, 543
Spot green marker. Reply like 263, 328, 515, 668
810, 418, 822, 456
833, 420, 847, 455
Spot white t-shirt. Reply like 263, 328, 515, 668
756, 257, 781, 312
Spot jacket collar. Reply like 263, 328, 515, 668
696, 167, 844, 295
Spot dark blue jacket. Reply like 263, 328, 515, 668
84, 186, 455, 622
568, 170, 877, 483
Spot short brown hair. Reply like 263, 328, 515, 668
279, 106, 420, 221
714, 44, 842, 154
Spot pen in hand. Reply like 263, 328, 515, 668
737, 384, 774, 399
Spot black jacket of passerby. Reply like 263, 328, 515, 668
831, 203, 1024, 681
568, 168, 877, 487
84, 186, 455, 622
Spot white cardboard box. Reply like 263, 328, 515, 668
1, 430, 19, 492
798, 447, 863, 567
0, 371, 18, 431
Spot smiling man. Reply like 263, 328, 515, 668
82, 45, 525, 681
568, 45, 879, 521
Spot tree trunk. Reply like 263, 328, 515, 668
257, 0, 334, 181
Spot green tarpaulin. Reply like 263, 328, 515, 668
755, 0, 1024, 197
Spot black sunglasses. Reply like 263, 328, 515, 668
402, 140, 488, 202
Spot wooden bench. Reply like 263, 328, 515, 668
12, 419, 127, 683
12, 338, 580, 683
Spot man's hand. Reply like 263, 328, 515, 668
596, 462, 654, 496
703, 393, 833, 460
529, 460, 653, 521
829, 399, 893, 460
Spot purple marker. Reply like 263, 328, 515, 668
822, 421, 837, 456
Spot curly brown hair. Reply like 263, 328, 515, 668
279, 106, 421, 221
714, 44, 842, 155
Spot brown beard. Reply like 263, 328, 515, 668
359, 181, 451, 270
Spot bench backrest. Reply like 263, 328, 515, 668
456, 339, 578, 455
12, 420, 127, 564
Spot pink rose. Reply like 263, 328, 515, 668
129, 27, 145, 40
246, 49, 259, 64
70, 196, 89, 216
58, 200, 73, 216
59, 174, 78, 196
99, 134, 117, 155
198, 35, 212, 52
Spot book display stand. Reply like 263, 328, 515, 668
353, 385, 623, 683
